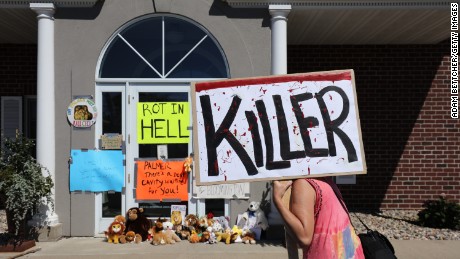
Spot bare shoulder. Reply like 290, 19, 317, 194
290, 179, 316, 204
291, 179, 315, 194
289, 178, 316, 233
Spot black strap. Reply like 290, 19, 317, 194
329, 181, 350, 217
353, 212, 371, 231
329, 182, 372, 232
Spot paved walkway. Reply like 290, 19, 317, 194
0, 238, 459, 259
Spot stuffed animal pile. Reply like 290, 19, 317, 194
104, 206, 262, 246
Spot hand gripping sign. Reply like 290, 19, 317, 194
192, 70, 366, 185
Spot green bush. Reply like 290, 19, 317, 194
0, 133, 54, 236
418, 195, 460, 230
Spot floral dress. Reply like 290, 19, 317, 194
303, 178, 364, 259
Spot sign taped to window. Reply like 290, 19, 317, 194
135, 160, 188, 201
70, 149, 124, 192
137, 102, 190, 144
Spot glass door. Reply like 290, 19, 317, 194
126, 84, 194, 218
95, 84, 126, 234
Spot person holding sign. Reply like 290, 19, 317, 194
273, 178, 364, 259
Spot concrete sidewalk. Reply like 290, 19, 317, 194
0, 237, 459, 259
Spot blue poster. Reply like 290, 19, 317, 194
70, 149, 124, 192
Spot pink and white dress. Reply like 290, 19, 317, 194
303, 178, 364, 259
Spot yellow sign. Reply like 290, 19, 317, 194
137, 102, 190, 144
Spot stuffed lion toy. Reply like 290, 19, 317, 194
105, 221, 125, 244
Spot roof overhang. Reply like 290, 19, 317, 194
225, 0, 451, 44
224, 0, 449, 9
0, 0, 99, 8
0, 0, 99, 44
0, 1, 451, 45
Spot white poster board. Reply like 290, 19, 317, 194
192, 180, 250, 199
192, 70, 366, 185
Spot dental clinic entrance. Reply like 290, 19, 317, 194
93, 14, 229, 234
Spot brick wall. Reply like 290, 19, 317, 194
0, 44, 37, 96
288, 41, 460, 210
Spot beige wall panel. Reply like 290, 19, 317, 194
54, 0, 270, 236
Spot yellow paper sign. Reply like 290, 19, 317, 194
137, 102, 190, 144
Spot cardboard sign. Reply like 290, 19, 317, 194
137, 102, 190, 144
70, 150, 124, 192
135, 160, 188, 201
192, 70, 366, 185
101, 134, 123, 150
192, 180, 249, 199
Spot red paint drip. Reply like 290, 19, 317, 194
308, 167, 311, 175
316, 158, 328, 164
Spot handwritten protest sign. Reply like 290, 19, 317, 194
192, 70, 366, 185
137, 102, 190, 144
70, 150, 124, 192
135, 160, 188, 201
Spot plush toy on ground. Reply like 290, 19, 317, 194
239, 201, 269, 240
211, 221, 223, 233
105, 221, 125, 244
151, 231, 173, 245
125, 207, 151, 242
188, 229, 201, 243
151, 217, 166, 233
120, 231, 142, 244
184, 214, 200, 232
114, 215, 126, 225
231, 225, 243, 243
200, 229, 211, 243
216, 227, 234, 244
215, 216, 230, 231
175, 225, 190, 240
242, 230, 257, 244
205, 226, 217, 244
198, 215, 210, 230
163, 221, 181, 244
206, 212, 215, 227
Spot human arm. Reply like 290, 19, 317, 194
272, 179, 316, 248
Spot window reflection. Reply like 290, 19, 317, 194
102, 92, 122, 217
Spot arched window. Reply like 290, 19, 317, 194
98, 14, 229, 79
